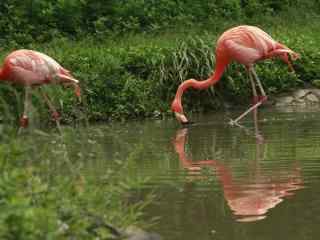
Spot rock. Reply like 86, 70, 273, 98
153, 110, 161, 118
293, 89, 310, 99
275, 96, 295, 106
311, 89, 320, 98
295, 98, 305, 103
293, 100, 306, 107
306, 93, 319, 103
124, 226, 162, 240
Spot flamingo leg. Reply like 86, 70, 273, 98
249, 70, 259, 104
229, 101, 263, 126
250, 67, 267, 100
39, 87, 62, 133
229, 66, 268, 126
18, 86, 31, 132
253, 108, 264, 143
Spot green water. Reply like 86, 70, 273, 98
95, 107, 319, 240
7, 107, 320, 239
137, 108, 320, 240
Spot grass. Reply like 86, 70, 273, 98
0, 127, 154, 239
0, 10, 320, 124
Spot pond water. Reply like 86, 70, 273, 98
98, 107, 320, 240
11, 106, 320, 239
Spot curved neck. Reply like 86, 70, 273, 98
173, 130, 191, 168
175, 59, 228, 102
173, 129, 240, 200
275, 42, 287, 50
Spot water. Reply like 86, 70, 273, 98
144, 108, 320, 240
102, 108, 320, 240
8, 107, 320, 239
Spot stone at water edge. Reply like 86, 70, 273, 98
275, 96, 295, 106
293, 89, 311, 99
124, 225, 162, 240
311, 89, 320, 98
305, 93, 319, 103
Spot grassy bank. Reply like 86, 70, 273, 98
3, 11, 319, 123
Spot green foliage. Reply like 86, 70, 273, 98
0, 1, 319, 122
0, 0, 319, 44
0, 17, 317, 122
0, 129, 152, 239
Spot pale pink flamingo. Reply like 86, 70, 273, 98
171, 25, 300, 125
0, 49, 81, 131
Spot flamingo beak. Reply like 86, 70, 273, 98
63, 82, 82, 102
174, 112, 189, 125
286, 52, 300, 72
74, 84, 81, 102
280, 53, 295, 72
287, 60, 294, 72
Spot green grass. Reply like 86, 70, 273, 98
1, 11, 320, 124
0, 128, 153, 239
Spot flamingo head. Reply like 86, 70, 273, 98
275, 48, 300, 72
63, 82, 82, 102
280, 52, 300, 72
171, 99, 189, 124
74, 84, 82, 102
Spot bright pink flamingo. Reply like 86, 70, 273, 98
171, 25, 300, 125
0, 49, 81, 131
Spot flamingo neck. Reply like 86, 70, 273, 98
175, 60, 227, 103
275, 42, 286, 49
178, 143, 237, 199
174, 134, 190, 168
212, 163, 236, 197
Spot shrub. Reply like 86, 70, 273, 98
1, 0, 318, 44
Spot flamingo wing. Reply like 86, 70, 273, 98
224, 39, 262, 65
7, 65, 46, 85
4, 50, 53, 84
5, 50, 80, 85
218, 25, 278, 65
34, 51, 79, 84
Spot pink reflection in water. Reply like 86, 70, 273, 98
173, 113, 303, 222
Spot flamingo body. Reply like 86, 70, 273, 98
0, 49, 81, 131
0, 49, 78, 87
171, 25, 299, 124
218, 26, 277, 65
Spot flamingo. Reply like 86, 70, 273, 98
171, 25, 300, 125
0, 49, 81, 131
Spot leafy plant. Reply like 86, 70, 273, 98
0, 128, 152, 239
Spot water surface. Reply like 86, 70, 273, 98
12, 107, 320, 240
104, 108, 320, 240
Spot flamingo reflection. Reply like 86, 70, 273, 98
173, 113, 303, 222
